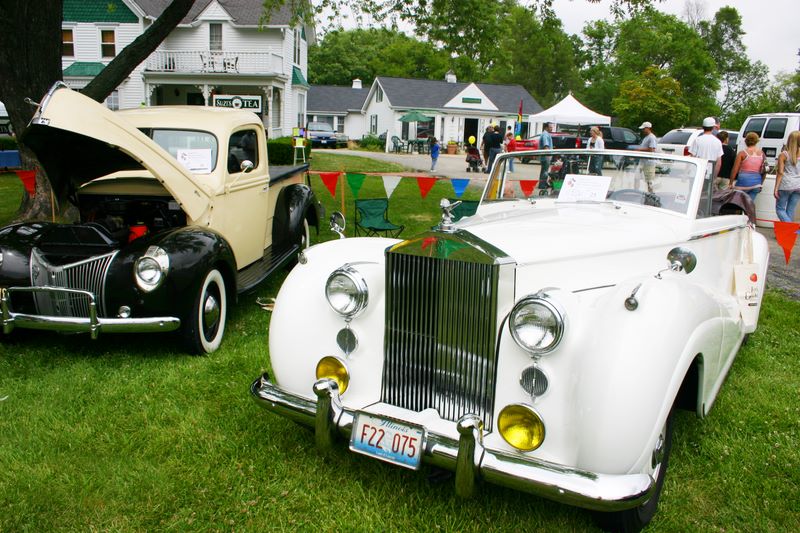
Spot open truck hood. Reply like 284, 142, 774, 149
22, 83, 211, 221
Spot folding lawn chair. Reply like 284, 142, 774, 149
354, 198, 404, 238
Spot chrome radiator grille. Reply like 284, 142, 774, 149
30, 248, 117, 317
382, 250, 501, 429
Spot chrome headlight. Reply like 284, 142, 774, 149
325, 265, 368, 319
134, 246, 169, 292
509, 292, 565, 355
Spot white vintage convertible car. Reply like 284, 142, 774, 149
251, 150, 769, 531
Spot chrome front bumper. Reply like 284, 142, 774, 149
250, 373, 656, 512
1, 286, 180, 337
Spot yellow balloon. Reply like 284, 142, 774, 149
468, 135, 476, 144
515, 135, 522, 140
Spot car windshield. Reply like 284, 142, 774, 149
308, 122, 334, 132
143, 129, 218, 173
483, 151, 704, 216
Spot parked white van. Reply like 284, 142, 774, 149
737, 113, 800, 167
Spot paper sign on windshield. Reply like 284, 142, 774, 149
176, 149, 212, 173
557, 174, 611, 202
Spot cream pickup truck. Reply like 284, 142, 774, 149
0, 82, 321, 353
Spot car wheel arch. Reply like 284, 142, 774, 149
272, 183, 320, 249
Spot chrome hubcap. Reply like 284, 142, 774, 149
203, 292, 220, 331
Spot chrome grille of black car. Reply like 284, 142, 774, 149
382, 249, 501, 429
30, 248, 116, 317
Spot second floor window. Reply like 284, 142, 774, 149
101, 30, 115, 58
376, 86, 383, 103
210, 23, 222, 51
293, 28, 303, 64
62, 29, 74, 57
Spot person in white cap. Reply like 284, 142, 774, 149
637, 121, 657, 191
689, 117, 723, 178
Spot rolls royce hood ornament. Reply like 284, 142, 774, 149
436, 198, 461, 233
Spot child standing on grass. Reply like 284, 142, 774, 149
430, 137, 440, 172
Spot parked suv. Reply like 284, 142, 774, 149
658, 128, 739, 156
737, 113, 800, 166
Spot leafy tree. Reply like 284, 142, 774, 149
726, 69, 800, 128
486, 5, 581, 107
613, 8, 717, 124
308, 29, 449, 86
612, 66, 690, 132
573, 20, 619, 114
699, 6, 769, 122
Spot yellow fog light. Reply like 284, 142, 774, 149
498, 404, 545, 451
315, 356, 350, 394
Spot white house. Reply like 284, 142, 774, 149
62, 0, 313, 138
309, 73, 542, 149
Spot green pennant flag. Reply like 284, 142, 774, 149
346, 173, 366, 198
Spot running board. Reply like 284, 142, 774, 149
236, 245, 299, 293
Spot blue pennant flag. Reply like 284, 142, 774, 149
451, 178, 470, 198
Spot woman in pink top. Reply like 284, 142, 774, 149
730, 132, 766, 203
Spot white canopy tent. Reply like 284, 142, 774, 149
529, 93, 610, 127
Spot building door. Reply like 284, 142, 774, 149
464, 118, 478, 145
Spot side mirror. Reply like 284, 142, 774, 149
667, 247, 697, 274
330, 212, 346, 239
240, 160, 254, 173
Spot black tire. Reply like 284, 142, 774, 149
593, 411, 674, 533
182, 267, 227, 354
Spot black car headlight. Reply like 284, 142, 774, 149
325, 265, 368, 319
134, 246, 169, 292
509, 292, 565, 355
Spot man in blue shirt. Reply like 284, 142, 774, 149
539, 123, 554, 191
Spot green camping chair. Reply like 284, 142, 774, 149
354, 198, 404, 238
449, 199, 479, 221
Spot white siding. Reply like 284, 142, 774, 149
196, 1, 232, 21
363, 81, 396, 144
344, 113, 366, 140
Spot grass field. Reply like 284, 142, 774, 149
0, 172, 24, 225
1, 154, 798, 532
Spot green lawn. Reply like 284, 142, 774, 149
0, 154, 798, 532
309, 150, 409, 174
0, 172, 24, 225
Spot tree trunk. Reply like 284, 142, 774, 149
0, 0, 194, 222
0, 0, 63, 220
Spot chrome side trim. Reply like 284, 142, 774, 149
1, 287, 180, 336
250, 375, 655, 512
688, 225, 747, 241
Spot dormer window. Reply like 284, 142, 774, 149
210, 23, 222, 51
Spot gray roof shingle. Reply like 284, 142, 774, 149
374, 76, 543, 115
133, 0, 297, 26
308, 85, 369, 113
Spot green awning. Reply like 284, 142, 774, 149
63, 62, 106, 77
292, 66, 309, 88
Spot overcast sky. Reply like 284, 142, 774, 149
552, 0, 799, 76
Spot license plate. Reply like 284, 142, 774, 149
320, 140, 327, 144
764, 147, 776, 157
350, 413, 425, 470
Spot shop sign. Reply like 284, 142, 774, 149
213, 95, 262, 113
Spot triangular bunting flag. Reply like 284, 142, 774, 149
382, 175, 402, 198
15, 170, 36, 196
519, 180, 538, 198
319, 172, 341, 198
416, 177, 438, 199
346, 173, 366, 198
773, 221, 800, 264
451, 178, 470, 198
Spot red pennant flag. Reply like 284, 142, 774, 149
519, 180, 538, 198
421, 236, 437, 250
15, 170, 36, 196
319, 172, 341, 198
773, 221, 800, 264
416, 177, 437, 199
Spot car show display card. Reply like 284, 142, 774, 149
557, 174, 612, 203
177, 148, 213, 173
